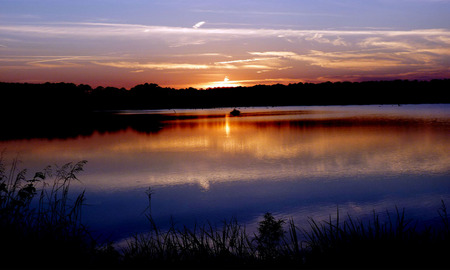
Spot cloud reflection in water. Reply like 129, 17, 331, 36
1, 105, 449, 240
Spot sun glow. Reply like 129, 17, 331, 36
203, 76, 241, 89
224, 115, 231, 137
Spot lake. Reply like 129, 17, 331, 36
1, 104, 449, 242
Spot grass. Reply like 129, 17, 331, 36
0, 157, 119, 268
301, 205, 450, 268
122, 205, 449, 268
1, 158, 449, 268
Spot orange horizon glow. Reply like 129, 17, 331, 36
1, 2, 449, 90
201, 76, 243, 89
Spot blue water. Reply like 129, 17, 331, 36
1, 105, 449, 242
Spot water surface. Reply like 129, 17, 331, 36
1, 105, 449, 241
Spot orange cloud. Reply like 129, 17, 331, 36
92, 61, 211, 70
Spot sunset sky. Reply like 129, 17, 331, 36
1, 0, 449, 89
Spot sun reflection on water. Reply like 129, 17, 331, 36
0, 106, 449, 192
1, 106, 449, 243
225, 115, 231, 137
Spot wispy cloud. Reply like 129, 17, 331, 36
193, 21, 206, 29
358, 37, 415, 50
92, 61, 211, 70
249, 45, 450, 73
1, 20, 449, 86
1, 22, 449, 51
0, 55, 119, 69
305, 33, 349, 46
215, 57, 275, 65
2, 22, 449, 39
92, 59, 280, 71
249, 51, 299, 58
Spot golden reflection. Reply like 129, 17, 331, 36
224, 115, 231, 137
0, 108, 449, 191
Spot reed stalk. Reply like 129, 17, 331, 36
1, 157, 448, 268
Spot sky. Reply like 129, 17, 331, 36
1, 0, 450, 89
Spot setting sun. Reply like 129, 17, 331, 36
203, 76, 242, 89
2, 0, 448, 89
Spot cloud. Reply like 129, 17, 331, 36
1, 21, 449, 84
305, 33, 348, 46
248, 47, 450, 73
215, 57, 275, 65
2, 22, 449, 40
0, 55, 120, 69
242, 64, 276, 70
1, 22, 449, 52
249, 51, 299, 57
92, 59, 280, 71
193, 21, 206, 29
359, 37, 415, 50
92, 61, 211, 70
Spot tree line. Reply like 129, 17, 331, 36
1, 79, 449, 114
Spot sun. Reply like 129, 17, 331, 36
203, 76, 241, 89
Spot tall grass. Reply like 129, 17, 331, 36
123, 216, 258, 268
0, 158, 118, 268
123, 189, 257, 267
301, 204, 450, 267
1, 158, 448, 268
123, 195, 449, 268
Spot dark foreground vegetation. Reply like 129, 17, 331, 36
1, 159, 449, 268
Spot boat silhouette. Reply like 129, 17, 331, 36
230, 108, 241, 116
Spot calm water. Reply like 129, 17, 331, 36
1, 105, 449, 241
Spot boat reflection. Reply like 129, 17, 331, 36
2, 106, 448, 191
0, 105, 449, 240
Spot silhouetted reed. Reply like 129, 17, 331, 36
122, 198, 449, 268
300, 204, 449, 267
0, 158, 118, 268
123, 216, 258, 268
1, 158, 448, 268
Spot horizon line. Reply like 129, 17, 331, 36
2, 77, 449, 91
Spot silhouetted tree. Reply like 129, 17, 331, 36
1, 79, 449, 113
255, 213, 286, 260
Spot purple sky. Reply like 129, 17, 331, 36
1, 0, 449, 88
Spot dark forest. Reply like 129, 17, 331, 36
1, 79, 448, 140
1, 79, 449, 114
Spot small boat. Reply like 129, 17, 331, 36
230, 108, 241, 116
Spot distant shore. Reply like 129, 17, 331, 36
1, 79, 449, 114
2, 79, 448, 141
1, 103, 448, 141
